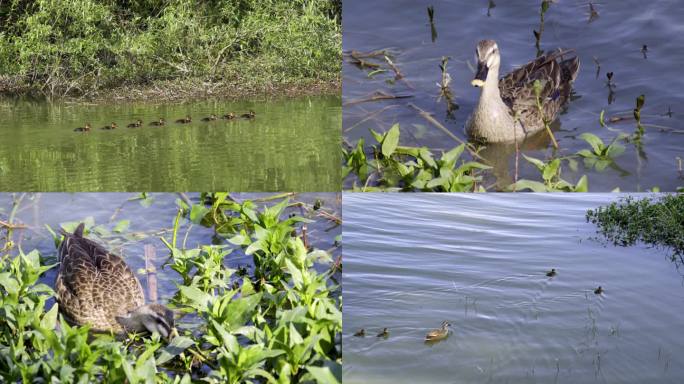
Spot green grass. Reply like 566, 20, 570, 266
0, 193, 341, 383
0, 0, 341, 99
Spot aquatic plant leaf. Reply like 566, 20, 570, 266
507, 180, 548, 192
0, 272, 19, 295
522, 155, 546, 172
579, 133, 605, 154
40, 303, 59, 330
574, 175, 589, 192
156, 336, 195, 365
225, 293, 263, 332
382, 124, 400, 157
190, 204, 210, 224
113, 220, 130, 233
636, 94, 645, 110
306, 366, 341, 384
606, 143, 625, 158
179, 286, 212, 312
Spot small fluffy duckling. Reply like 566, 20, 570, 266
127, 119, 143, 128
353, 328, 366, 337
425, 321, 451, 342
101, 122, 118, 130
546, 268, 557, 277
201, 114, 217, 122
241, 110, 256, 119
74, 123, 92, 132
150, 118, 166, 126
221, 112, 236, 120
594, 286, 604, 295
376, 328, 389, 338
176, 115, 192, 124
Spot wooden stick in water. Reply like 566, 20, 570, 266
144, 244, 158, 303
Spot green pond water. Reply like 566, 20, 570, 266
0, 96, 341, 191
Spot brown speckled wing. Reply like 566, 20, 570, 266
56, 224, 144, 332
499, 49, 579, 128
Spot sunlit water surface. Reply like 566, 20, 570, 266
343, 193, 684, 383
0, 96, 341, 191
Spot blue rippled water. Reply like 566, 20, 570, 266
343, 193, 684, 383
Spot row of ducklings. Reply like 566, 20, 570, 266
74, 111, 256, 132
352, 270, 606, 344
354, 321, 453, 342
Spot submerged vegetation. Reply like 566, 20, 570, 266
0, 0, 341, 100
586, 194, 684, 263
0, 193, 341, 382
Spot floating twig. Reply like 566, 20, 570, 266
343, 90, 413, 106
407, 103, 487, 162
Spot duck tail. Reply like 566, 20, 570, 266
62, 222, 85, 238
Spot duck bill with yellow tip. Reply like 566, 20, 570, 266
471, 61, 489, 87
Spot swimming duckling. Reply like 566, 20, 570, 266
594, 286, 603, 295
376, 328, 389, 338
353, 328, 366, 337
546, 268, 557, 277
150, 118, 166, 126
176, 115, 192, 124
201, 114, 217, 122
425, 321, 451, 342
241, 110, 256, 119
221, 112, 236, 120
101, 122, 117, 130
127, 119, 143, 128
74, 123, 92, 132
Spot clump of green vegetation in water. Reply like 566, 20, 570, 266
0, 0, 341, 99
342, 124, 593, 192
586, 194, 684, 263
343, 124, 491, 191
0, 194, 341, 383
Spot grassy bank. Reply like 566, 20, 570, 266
0, 0, 341, 101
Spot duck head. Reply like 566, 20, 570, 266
472, 40, 500, 87
116, 303, 178, 340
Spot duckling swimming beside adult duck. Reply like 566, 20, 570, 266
74, 123, 92, 132
425, 321, 451, 342
241, 111, 255, 119
377, 328, 389, 338
353, 328, 366, 337
150, 118, 166, 126
127, 119, 143, 128
176, 115, 192, 124
466, 40, 580, 143
222, 113, 236, 120
201, 114, 217, 122
101, 122, 118, 130
55, 223, 177, 339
